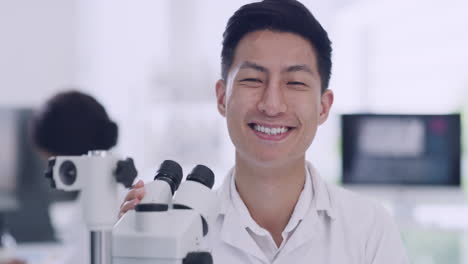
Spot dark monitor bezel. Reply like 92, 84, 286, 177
341, 113, 461, 187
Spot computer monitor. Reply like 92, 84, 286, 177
0, 107, 77, 242
0, 109, 20, 211
341, 114, 461, 186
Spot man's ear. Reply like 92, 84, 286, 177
216, 79, 227, 117
318, 89, 334, 125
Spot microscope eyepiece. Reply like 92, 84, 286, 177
186, 165, 215, 189
154, 160, 183, 194
59, 160, 77, 186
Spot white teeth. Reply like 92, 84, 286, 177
253, 124, 289, 136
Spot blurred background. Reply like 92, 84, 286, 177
1, 0, 468, 263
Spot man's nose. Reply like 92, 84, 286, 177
257, 81, 287, 116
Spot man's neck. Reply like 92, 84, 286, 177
234, 154, 307, 246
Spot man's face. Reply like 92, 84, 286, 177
216, 30, 333, 168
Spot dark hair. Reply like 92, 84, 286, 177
31, 90, 118, 156
221, 0, 332, 92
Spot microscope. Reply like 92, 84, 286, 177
45, 153, 219, 264
44, 150, 138, 264
113, 160, 220, 264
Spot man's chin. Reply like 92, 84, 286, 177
248, 154, 301, 169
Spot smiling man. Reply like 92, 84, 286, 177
120, 0, 410, 263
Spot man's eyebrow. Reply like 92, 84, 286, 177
239, 61, 268, 73
285, 64, 314, 74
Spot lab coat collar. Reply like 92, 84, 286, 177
217, 163, 336, 217
218, 167, 233, 216
217, 167, 269, 262
306, 161, 337, 220
216, 162, 336, 261
277, 162, 337, 258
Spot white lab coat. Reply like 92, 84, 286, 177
208, 162, 410, 264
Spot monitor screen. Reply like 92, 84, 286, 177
0, 109, 20, 210
342, 114, 461, 186
0, 107, 78, 242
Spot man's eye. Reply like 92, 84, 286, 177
287, 81, 306, 86
240, 78, 262, 83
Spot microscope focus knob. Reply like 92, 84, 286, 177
115, 158, 138, 188
44, 157, 57, 188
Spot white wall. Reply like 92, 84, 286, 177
332, 0, 468, 113
0, 0, 78, 107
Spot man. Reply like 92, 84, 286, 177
120, 0, 410, 263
